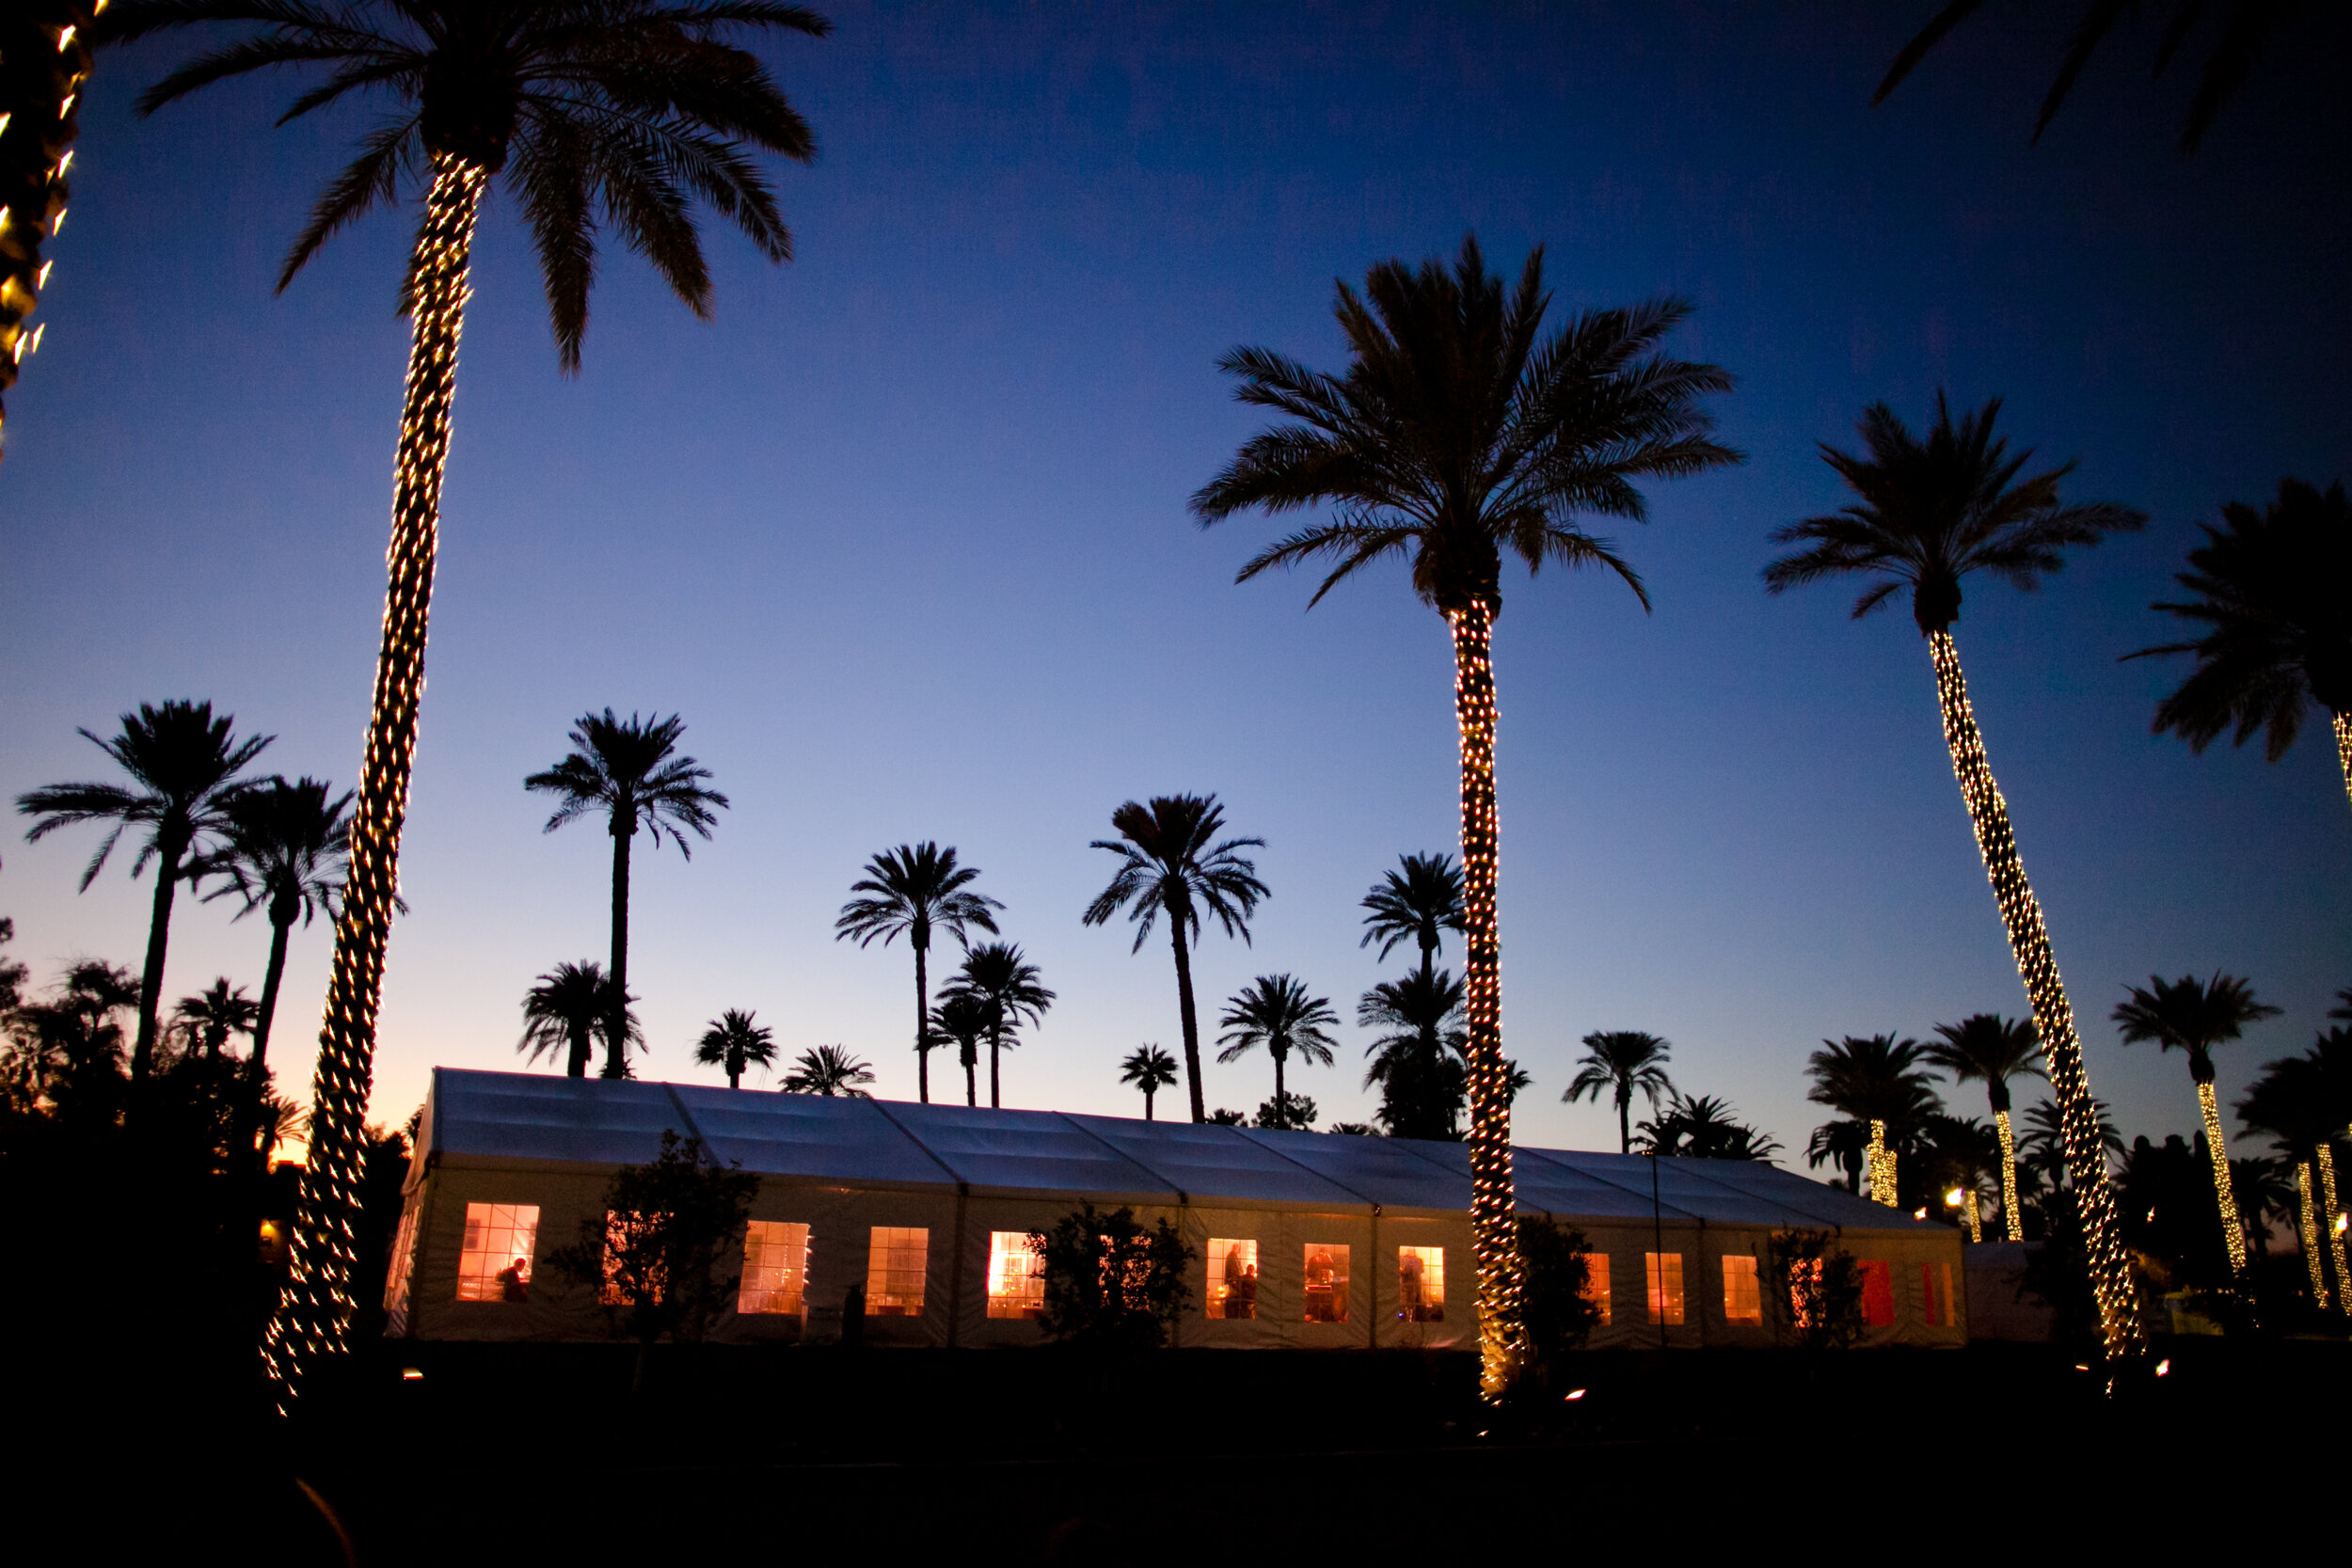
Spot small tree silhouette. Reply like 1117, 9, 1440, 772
1765, 1229, 1866, 1351
1029, 1203, 1195, 1352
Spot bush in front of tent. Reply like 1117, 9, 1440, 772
1765, 1228, 1866, 1351
1517, 1215, 1602, 1377
1030, 1203, 1196, 1352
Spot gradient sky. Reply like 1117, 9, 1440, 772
4, 3, 2347, 1171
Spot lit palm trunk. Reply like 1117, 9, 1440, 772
1929, 630, 2143, 1355
262, 155, 487, 1411
1450, 604, 1519, 1397
2194, 1080, 2249, 1275
2318, 1145, 2351, 1315
1959, 1193, 1982, 1243
2337, 713, 2351, 815
1994, 1108, 2025, 1242
2297, 1161, 2328, 1308
1866, 1118, 1896, 1206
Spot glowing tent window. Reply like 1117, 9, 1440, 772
1581, 1254, 1612, 1325
1303, 1243, 1351, 1323
455, 1203, 538, 1303
1397, 1245, 1444, 1322
1644, 1252, 1684, 1326
1721, 1254, 1762, 1324
1207, 1238, 1259, 1320
1919, 1261, 1956, 1328
1859, 1259, 1895, 1327
987, 1230, 1046, 1320
739, 1222, 811, 1316
865, 1227, 929, 1317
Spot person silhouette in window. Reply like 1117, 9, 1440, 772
1222, 1247, 1247, 1319
498, 1259, 529, 1303
1233, 1262, 1258, 1320
1306, 1247, 1336, 1321
1399, 1251, 1424, 1322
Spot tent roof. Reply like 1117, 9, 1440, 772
423, 1068, 1933, 1232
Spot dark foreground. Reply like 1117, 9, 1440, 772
38, 1335, 2352, 1564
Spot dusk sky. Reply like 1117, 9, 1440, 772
4, 2, 2346, 1169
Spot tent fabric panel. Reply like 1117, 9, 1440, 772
429, 1070, 691, 1169
879, 1102, 1175, 1197
1234, 1127, 1468, 1212
1063, 1115, 1367, 1208
666, 1085, 949, 1186
1405, 1140, 1693, 1220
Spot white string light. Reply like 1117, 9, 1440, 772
2336, 714, 2351, 816
2317, 1146, 2351, 1317
2297, 1161, 2329, 1310
1867, 1118, 1898, 1207
1994, 1107, 2025, 1242
2195, 1080, 2248, 1276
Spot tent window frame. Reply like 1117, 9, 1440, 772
986, 1229, 1046, 1320
455, 1202, 539, 1304
1207, 1237, 1260, 1320
865, 1226, 929, 1317
739, 1220, 812, 1317
1644, 1250, 1684, 1326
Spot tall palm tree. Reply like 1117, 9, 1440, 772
930, 991, 993, 1109
1360, 852, 1465, 984
781, 1044, 874, 1098
174, 979, 259, 1061
17, 700, 271, 1087
1193, 237, 1739, 1393
2112, 973, 2281, 1277
2237, 1053, 2344, 1311
835, 843, 1001, 1104
1359, 968, 1468, 1140
1120, 1044, 1180, 1121
527, 711, 728, 1078
1806, 1117, 1870, 1196
1564, 1030, 1676, 1155
2124, 480, 2352, 816
1922, 1013, 2043, 1242
1217, 974, 1339, 1119
2298, 1025, 2352, 1306
0, 2, 96, 451
940, 942, 1054, 1110
517, 961, 635, 1080
1765, 392, 2147, 1358
1805, 1035, 1940, 1207
693, 1008, 776, 1090
105, 0, 828, 1405
1081, 794, 1267, 1124
195, 776, 352, 1077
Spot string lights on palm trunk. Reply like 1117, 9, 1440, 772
2296, 1161, 2329, 1310
1866, 1118, 1897, 1207
2194, 1080, 2248, 1276
1994, 1107, 2025, 1243
2317, 1146, 2351, 1316
2336, 714, 2352, 816
1929, 630, 2144, 1358
262, 154, 488, 1414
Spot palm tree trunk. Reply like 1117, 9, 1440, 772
2336, 712, 2351, 816
1928, 629, 2143, 1356
1273, 1049, 1286, 1120
1616, 1086, 1631, 1155
1169, 918, 1205, 1124
605, 814, 632, 1079
263, 154, 489, 1414
913, 940, 930, 1104
2192, 1079, 2248, 1275
2297, 1160, 2328, 1308
989, 1018, 1002, 1109
963, 1044, 977, 1107
1449, 603, 1518, 1399
1144, 1086, 1155, 1122
1867, 1118, 1896, 1206
566, 1020, 592, 1079
1994, 1107, 2025, 1243
2316, 1144, 2351, 1315
131, 825, 189, 1088
245, 907, 298, 1170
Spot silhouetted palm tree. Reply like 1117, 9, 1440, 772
105, 0, 828, 1401
781, 1045, 874, 1098
1564, 1030, 1676, 1154
1807, 1117, 1870, 1195
1922, 1013, 2042, 1241
1766, 393, 2146, 1356
1915, 1113, 2002, 1240
693, 1009, 776, 1089
1638, 1092, 1782, 1161
174, 979, 258, 1061
941, 943, 1054, 1110
2113, 973, 2280, 1277
517, 961, 635, 1080
10, 959, 140, 1121
1359, 968, 1468, 1140
2230, 1154, 2297, 1260
930, 991, 993, 1108
1360, 853, 1465, 983
1082, 795, 1266, 1123
1217, 974, 1339, 1119
2237, 1053, 2345, 1310
17, 700, 271, 1087
2125, 480, 2352, 816
1194, 236, 1739, 1391
835, 843, 1001, 1104
1120, 1044, 1180, 1121
1805, 1035, 1940, 1207
2017, 1096, 2124, 1193
527, 711, 727, 1078
196, 776, 352, 1077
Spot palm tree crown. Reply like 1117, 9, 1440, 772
195, 775, 353, 1074
2112, 973, 2280, 1085
1922, 1014, 2041, 1114
17, 699, 272, 1085
929, 991, 994, 1109
518, 960, 635, 1080
692, 1008, 776, 1090
1119, 1044, 1181, 1121
1564, 1029, 1675, 1154
1359, 852, 1465, 977
1638, 1092, 1781, 1162
107, 0, 830, 369
781, 1045, 874, 1098
836, 842, 1001, 1103
940, 942, 1054, 1110
1358, 967, 1470, 1140
1806, 1034, 1939, 1126
174, 979, 260, 1060
1217, 974, 1340, 1112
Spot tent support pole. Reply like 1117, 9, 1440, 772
946, 1180, 968, 1349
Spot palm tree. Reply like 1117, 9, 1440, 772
2237, 1053, 2345, 1311
2125, 480, 2352, 816
1922, 1013, 2043, 1242
527, 711, 728, 1078
781, 1045, 874, 1099
1806, 1117, 1870, 1196
1915, 1114, 2002, 1241
1360, 853, 1465, 983
16, 700, 271, 1087
195, 776, 352, 1077
2230, 1154, 2297, 1260
1120, 1044, 1180, 1121
1765, 393, 2147, 1357
693, 1009, 776, 1090
1193, 237, 1740, 1393
1217, 974, 1339, 1120
2016, 1096, 2124, 1194
835, 844, 1001, 1104
940, 943, 1054, 1110
105, 0, 828, 1403
2112, 973, 2281, 1277
1081, 795, 1267, 1124
1637, 1092, 1781, 1161
1359, 968, 1468, 1140
517, 961, 634, 1080
1564, 1030, 1676, 1155
0, 3, 95, 451
929, 992, 993, 1108
174, 979, 259, 1061
1805, 1035, 1940, 1207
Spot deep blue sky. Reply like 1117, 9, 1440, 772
4, 3, 2346, 1166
